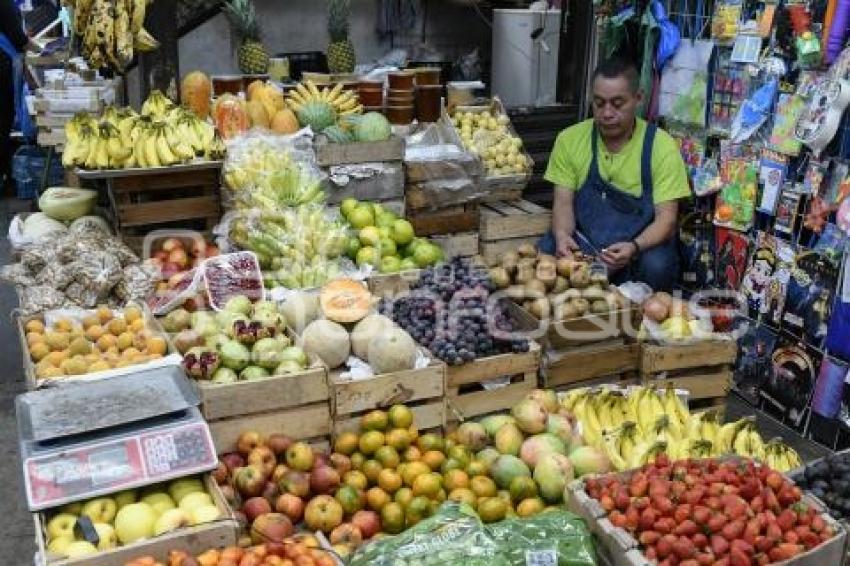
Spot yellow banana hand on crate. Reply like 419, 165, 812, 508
71, 0, 158, 70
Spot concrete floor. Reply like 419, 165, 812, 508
0, 198, 833, 563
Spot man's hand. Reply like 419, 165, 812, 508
555, 234, 578, 258
601, 241, 637, 270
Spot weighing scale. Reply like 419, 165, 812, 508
17, 366, 218, 511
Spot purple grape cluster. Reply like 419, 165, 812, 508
380, 257, 529, 365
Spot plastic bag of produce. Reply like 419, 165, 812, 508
487, 510, 597, 566
348, 503, 499, 566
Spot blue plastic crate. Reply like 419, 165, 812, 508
12, 146, 65, 200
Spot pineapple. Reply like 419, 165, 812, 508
326, 0, 356, 74
224, 0, 269, 74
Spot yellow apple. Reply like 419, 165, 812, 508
93, 523, 117, 550
168, 478, 204, 504
114, 489, 138, 508
140, 492, 176, 516
178, 492, 213, 513
46, 513, 77, 540
81, 497, 118, 524
46, 534, 74, 557
64, 540, 98, 558
114, 503, 157, 544
153, 508, 190, 536
189, 504, 221, 526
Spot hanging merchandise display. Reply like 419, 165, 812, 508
713, 153, 758, 231
795, 77, 850, 156
658, 39, 713, 128
709, 48, 750, 135
767, 92, 806, 155
758, 150, 788, 214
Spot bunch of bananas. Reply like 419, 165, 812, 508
69, 0, 159, 71
561, 386, 802, 473
63, 92, 225, 170
286, 80, 363, 117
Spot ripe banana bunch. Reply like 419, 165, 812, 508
287, 80, 364, 116
70, 0, 159, 71
634, 387, 667, 437
686, 410, 722, 456
763, 439, 802, 472
141, 90, 175, 118
731, 420, 766, 461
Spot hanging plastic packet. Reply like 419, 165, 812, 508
731, 78, 779, 143
694, 157, 722, 196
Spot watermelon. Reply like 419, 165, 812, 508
296, 101, 337, 132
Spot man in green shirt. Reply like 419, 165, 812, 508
540, 58, 691, 291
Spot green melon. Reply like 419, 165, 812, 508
322, 124, 354, 143
296, 101, 337, 132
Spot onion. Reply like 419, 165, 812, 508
642, 297, 669, 323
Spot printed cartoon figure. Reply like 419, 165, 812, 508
716, 228, 750, 289
742, 247, 776, 316
733, 323, 778, 405
783, 251, 839, 347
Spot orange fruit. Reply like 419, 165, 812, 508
377, 469, 402, 494
121, 347, 141, 359
81, 315, 100, 329
343, 470, 368, 491
374, 446, 400, 469
116, 332, 133, 351
421, 450, 445, 471
443, 469, 470, 491
123, 305, 142, 324
108, 318, 127, 336
394, 487, 413, 508
26, 331, 44, 346
361, 459, 383, 485
411, 472, 442, 498
85, 325, 105, 341
358, 431, 385, 456
29, 342, 50, 362
379, 502, 404, 534
146, 336, 168, 355
448, 487, 477, 507
366, 487, 390, 512
25, 319, 45, 333
96, 306, 113, 324
403, 446, 422, 462
470, 476, 497, 498
129, 318, 145, 332
53, 318, 73, 332
96, 333, 117, 351
334, 433, 359, 456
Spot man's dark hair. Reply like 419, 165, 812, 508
592, 58, 640, 93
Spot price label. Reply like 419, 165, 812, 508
142, 435, 180, 475
139, 422, 216, 480
525, 549, 557, 566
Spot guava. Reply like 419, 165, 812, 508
379, 238, 397, 257
356, 246, 380, 267
220, 339, 251, 371
340, 198, 359, 219
223, 295, 252, 316
348, 205, 374, 230
359, 226, 380, 247
346, 237, 362, 259
413, 243, 443, 268
380, 256, 402, 274
240, 365, 270, 380
252, 337, 284, 369
390, 219, 415, 245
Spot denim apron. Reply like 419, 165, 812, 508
540, 123, 659, 254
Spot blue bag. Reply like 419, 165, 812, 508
0, 32, 36, 139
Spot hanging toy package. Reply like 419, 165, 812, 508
713, 154, 758, 232
694, 156, 722, 196
768, 92, 806, 155
711, 0, 742, 43
709, 49, 751, 135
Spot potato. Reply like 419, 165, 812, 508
537, 253, 557, 265
555, 258, 573, 278
517, 243, 537, 258
535, 262, 557, 289
569, 265, 591, 289
572, 297, 590, 316
529, 297, 551, 319
524, 279, 547, 298
490, 267, 511, 289
590, 299, 610, 314
554, 301, 579, 321
590, 272, 609, 287
552, 276, 569, 294
502, 251, 519, 275
515, 264, 535, 285
581, 287, 608, 301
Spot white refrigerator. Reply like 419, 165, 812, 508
491, 8, 562, 108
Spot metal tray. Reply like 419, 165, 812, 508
16, 366, 200, 442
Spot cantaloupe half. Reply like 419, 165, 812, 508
320, 279, 372, 323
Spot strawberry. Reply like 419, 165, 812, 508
673, 536, 696, 559
810, 515, 826, 533
650, 479, 669, 498
674, 520, 698, 537
633, 496, 650, 510
765, 523, 782, 541
754, 535, 773, 553
711, 534, 730, 556
692, 533, 708, 549
729, 548, 752, 566
655, 517, 676, 534
731, 539, 754, 556
684, 487, 707, 505
674, 504, 693, 524
705, 496, 723, 511
783, 530, 799, 544
777, 509, 796, 531
744, 518, 761, 539
657, 534, 677, 559
707, 514, 728, 533
625, 506, 640, 530
714, 558, 730, 566
630, 474, 649, 497
777, 487, 799, 507
645, 546, 658, 560
609, 510, 627, 528
800, 530, 820, 549
749, 495, 764, 512
640, 530, 662, 546
754, 554, 769, 566
721, 519, 745, 541
671, 480, 688, 498
654, 496, 675, 516
600, 495, 615, 512
640, 507, 658, 530
764, 472, 783, 491
738, 479, 761, 501
695, 553, 715, 565
679, 561, 699, 566
768, 543, 803, 561
693, 505, 711, 526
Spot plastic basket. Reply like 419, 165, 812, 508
11, 146, 64, 199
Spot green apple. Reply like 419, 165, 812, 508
372, 203, 386, 218
390, 219, 415, 245
178, 492, 214, 513
189, 504, 222, 526
380, 256, 402, 274
93, 523, 117, 550
378, 226, 391, 239
348, 205, 375, 229
114, 503, 157, 544
355, 246, 380, 267
46, 513, 77, 540
64, 540, 98, 558
413, 242, 443, 268
346, 236, 361, 259
359, 226, 380, 247
47, 534, 74, 557
375, 212, 397, 229
140, 492, 175, 516
153, 508, 190, 536
405, 237, 427, 257
168, 478, 205, 505
114, 489, 137, 509
81, 497, 118, 524
400, 258, 418, 271
340, 198, 359, 219
379, 237, 397, 257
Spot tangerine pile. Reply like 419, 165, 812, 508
26, 305, 169, 380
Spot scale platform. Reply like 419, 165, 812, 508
16, 367, 219, 511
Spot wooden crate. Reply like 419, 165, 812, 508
366, 269, 421, 298
34, 474, 239, 566
323, 162, 404, 204
543, 339, 640, 389
329, 362, 446, 437
405, 182, 523, 211
445, 342, 541, 422
316, 136, 404, 167
406, 202, 479, 236
77, 162, 223, 240
479, 200, 551, 241
640, 340, 738, 409
326, 197, 404, 218
432, 232, 479, 259
208, 402, 332, 455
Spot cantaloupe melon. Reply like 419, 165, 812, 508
350, 314, 394, 360
302, 319, 350, 369
280, 291, 320, 333
368, 328, 417, 374
319, 279, 372, 323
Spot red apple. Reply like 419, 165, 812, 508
212, 461, 229, 484
312, 453, 330, 470
329, 453, 352, 476
351, 510, 380, 539
267, 434, 294, 458
219, 484, 241, 509
234, 464, 267, 498
279, 470, 310, 498
248, 446, 277, 477
271, 464, 290, 483
237, 431, 266, 458
329, 523, 363, 546
250, 512, 293, 544
304, 495, 344, 533
192, 239, 207, 258
160, 237, 183, 252
261, 481, 280, 504
242, 496, 273, 523
221, 452, 245, 473
285, 442, 314, 472
274, 493, 304, 523
310, 466, 341, 495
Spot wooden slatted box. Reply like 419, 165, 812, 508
478, 200, 551, 265
543, 338, 640, 390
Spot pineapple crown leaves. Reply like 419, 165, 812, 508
327, 0, 351, 42
224, 0, 262, 42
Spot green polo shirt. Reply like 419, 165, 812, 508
544, 118, 691, 204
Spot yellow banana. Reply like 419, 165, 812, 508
602, 432, 628, 472
336, 96, 359, 112
295, 82, 312, 100
134, 28, 159, 52
305, 80, 321, 98
95, 138, 110, 168
155, 129, 177, 165
144, 130, 160, 166
326, 82, 344, 104
130, 0, 145, 33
